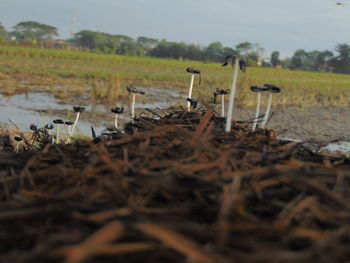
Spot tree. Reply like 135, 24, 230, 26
330, 43, 350, 74
204, 42, 224, 62
185, 43, 204, 61
289, 49, 309, 70
137, 37, 159, 52
12, 21, 58, 42
0, 22, 7, 40
316, 50, 333, 72
270, 51, 281, 67
235, 42, 253, 55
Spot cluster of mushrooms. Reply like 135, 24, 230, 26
185, 55, 281, 132
14, 54, 281, 151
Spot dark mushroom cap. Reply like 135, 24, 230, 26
45, 123, 54, 130
65, 121, 74, 126
186, 67, 201, 74
250, 86, 269, 92
14, 136, 23, 142
264, 84, 281, 93
222, 55, 246, 72
111, 107, 124, 114
186, 98, 198, 108
126, 86, 145, 95
29, 124, 37, 131
73, 106, 86, 113
214, 88, 230, 95
53, 119, 64, 124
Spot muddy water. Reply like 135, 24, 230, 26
0, 86, 186, 136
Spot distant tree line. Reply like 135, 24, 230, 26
1, 21, 350, 74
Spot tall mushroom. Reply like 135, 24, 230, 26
185, 67, 201, 111
261, 84, 281, 129
250, 85, 268, 131
53, 119, 64, 144
70, 106, 86, 137
223, 55, 246, 132
111, 106, 124, 128
213, 88, 230, 117
126, 86, 145, 120
64, 120, 74, 144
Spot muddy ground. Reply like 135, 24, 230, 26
234, 106, 350, 142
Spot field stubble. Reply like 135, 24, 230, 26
1, 45, 350, 108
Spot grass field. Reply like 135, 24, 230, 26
1, 45, 350, 107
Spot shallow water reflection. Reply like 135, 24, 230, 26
0, 86, 185, 136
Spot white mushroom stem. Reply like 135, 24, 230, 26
131, 93, 136, 119
56, 125, 61, 144
187, 74, 195, 111
114, 114, 118, 128
252, 92, 262, 132
261, 92, 273, 128
70, 112, 80, 137
221, 95, 225, 117
66, 126, 72, 144
15, 142, 20, 153
225, 58, 240, 132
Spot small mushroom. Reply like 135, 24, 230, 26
70, 106, 86, 137
213, 88, 230, 117
250, 85, 269, 131
53, 119, 64, 144
185, 67, 201, 111
29, 124, 38, 131
126, 86, 145, 120
45, 123, 54, 143
14, 136, 22, 153
64, 121, 74, 144
186, 98, 198, 110
111, 107, 124, 128
222, 55, 246, 132
261, 84, 281, 128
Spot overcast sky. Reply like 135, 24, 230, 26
0, 0, 349, 57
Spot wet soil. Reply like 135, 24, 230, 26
234, 105, 350, 142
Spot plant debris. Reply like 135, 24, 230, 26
0, 109, 350, 263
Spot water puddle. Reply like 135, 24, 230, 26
320, 141, 350, 155
0, 86, 185, 136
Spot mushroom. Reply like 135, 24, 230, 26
111, 107, 124, 129
14, 136, 22, 153
64, 120, 74, 144
213, 88, 230, 117
185, 67, 201, 111
186, 98, 198, 110
53, 119, 64, 144
70, 106, 86, 137
223, 55, 246, 132
260, 84, 281, 129
126, 86, 145, 121
250, 85, 269, 131
45, 123, 54, 143
29, 124, 39, 144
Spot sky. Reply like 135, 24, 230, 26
0, 0, 349, 57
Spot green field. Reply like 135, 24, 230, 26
1, 45, 350, 107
